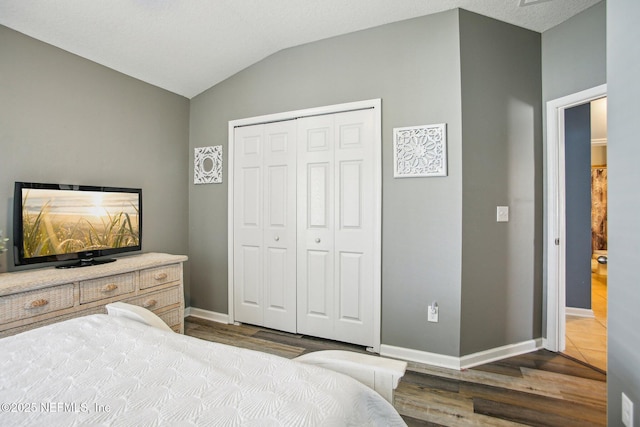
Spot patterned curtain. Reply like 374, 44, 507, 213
591, 167, 607, 251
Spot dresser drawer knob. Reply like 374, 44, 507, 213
101, 284, 118, 293
25, 299, 49, 309
153, 272, 168, 281
142, 299, 157, 308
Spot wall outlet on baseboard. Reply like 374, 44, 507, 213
623, 392, 634, 427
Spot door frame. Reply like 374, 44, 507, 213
545, 84, 606, 352
227, 99, 382, 352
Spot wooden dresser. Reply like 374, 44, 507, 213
0, 253, 187, 338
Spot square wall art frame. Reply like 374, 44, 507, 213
393, 123, 447, 178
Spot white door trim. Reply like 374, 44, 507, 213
228, 99, 382, 352
544, 84, 606, 352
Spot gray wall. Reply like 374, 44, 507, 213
540, 1, 606, 333
190, 9, 544, 358
542, 1, 606, 104
189, 10, 465, 356
607, 0, 640, 424
458, 10, 542, 355
0, 26, 190, 299
564, 103, 592, 309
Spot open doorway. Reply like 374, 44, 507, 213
563, 97, 607, 371
544, 84, 607, 365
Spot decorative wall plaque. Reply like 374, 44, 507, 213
194, 145, 222, 184
393, 124, 447, 177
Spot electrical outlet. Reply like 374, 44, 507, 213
428, 305, 439, 323
623, 392, 634, 427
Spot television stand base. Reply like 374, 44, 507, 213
56, 258, 117, 269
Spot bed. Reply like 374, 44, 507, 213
0, 305, 406, 426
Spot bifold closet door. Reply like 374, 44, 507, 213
297, 109, 376, 347
233, 120, 297, 333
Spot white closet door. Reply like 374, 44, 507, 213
297, 109, 376, 346
262, 122, 297, 332
234, 125, 264, 326
297, 115, 335, 339
234, 121, 297, 332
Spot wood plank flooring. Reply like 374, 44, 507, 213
185, 316, 606, 426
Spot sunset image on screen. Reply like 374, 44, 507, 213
21, 189, 140, 257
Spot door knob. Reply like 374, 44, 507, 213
274, 236, 280, 241
315, 238, 321, 243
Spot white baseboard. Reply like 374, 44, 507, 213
381, 338, 543, 371
184, 307, 543, 371
565, 307, 595, 318
380, 344, 461, 370
460, 338, 543, 369
185, 306, 230, 324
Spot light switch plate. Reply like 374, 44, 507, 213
497, 206, 509, 222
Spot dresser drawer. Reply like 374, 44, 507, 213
139, 264, 181, 289
79, 273, 135, 304
158, 308, 181, 329
0, 284, 74, 324
0, 306, 105, 338
124, 286, 181, 312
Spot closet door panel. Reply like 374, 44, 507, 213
333, 109, 375, 346
239, 245, 261, 305
339, 161, 363, 229
307, 163, 330, 229
233, 126, 265, 326
297, 115, 335, 339
338, 251, 364, 321
267, 166, 287, 226
241, 167, 261, 227
306, 249, 332, 318
265, 247, 287, 309
263, 121, 297, 332
297, 109, 376, 346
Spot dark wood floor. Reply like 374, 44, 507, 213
185, 316, 607, 427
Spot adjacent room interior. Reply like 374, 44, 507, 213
564, 97, 608, 372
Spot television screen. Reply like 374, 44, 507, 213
14, 182, 142, 268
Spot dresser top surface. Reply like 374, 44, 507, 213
0, 253, 187, 296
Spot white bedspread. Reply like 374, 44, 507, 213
0, 315, 405, 426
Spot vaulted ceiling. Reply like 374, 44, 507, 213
0, 0, 601, 98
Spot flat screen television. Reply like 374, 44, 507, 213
13, 182, 142, 268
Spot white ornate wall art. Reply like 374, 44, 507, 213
393, 124, 447, 178
194, 145, 223, 184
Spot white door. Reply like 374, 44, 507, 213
297, 109, 376, 346
234, 120, 297, 332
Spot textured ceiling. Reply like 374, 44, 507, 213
0, 0, 601, 98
